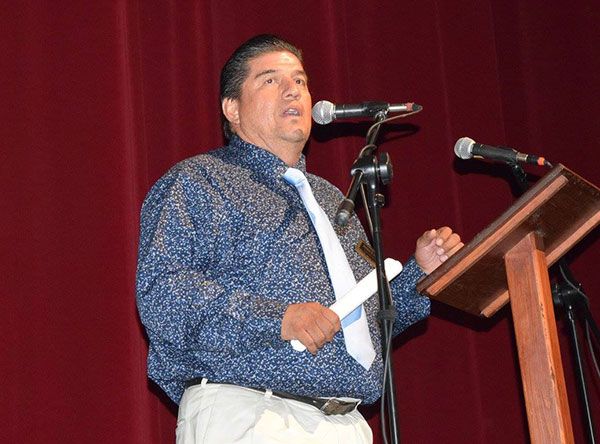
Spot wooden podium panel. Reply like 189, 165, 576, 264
417, 164, 600, 317
505, 232, 573, 443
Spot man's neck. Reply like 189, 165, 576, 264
235, 135, 304, 166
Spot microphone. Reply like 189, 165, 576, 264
454, 137, 550, 167
312, 100, 422, 125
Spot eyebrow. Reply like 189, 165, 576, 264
254, 69, 308, 80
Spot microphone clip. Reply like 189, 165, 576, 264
335, 152, 393, 226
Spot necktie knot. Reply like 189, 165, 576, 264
283, 168, 307, 187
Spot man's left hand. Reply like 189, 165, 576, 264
415, 226, 463, 274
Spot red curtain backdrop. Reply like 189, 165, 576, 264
3, 1, 599, 443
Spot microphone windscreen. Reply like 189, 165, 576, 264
312, 100, 335, 125
454, 137, 475, 159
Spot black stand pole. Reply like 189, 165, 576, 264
553, 266, 598, 443
507, 162, 598, 442
337, 112, 399, 444
364, 156, 399, 444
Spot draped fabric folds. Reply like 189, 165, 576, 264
2, 1, 599, 443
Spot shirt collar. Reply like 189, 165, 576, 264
227, 136, 307, 180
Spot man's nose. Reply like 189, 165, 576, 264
282, 78, 301, 100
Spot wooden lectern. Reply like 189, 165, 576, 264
417, 164, 600, 443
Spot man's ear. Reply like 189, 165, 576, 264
222, 98, 240, 126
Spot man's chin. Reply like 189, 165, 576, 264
281, 128, 309, 145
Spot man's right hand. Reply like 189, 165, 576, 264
281, 302, 341, 355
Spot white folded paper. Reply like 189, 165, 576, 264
290, 258, 403, 352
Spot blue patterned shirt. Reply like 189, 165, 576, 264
136, 136, 430, 404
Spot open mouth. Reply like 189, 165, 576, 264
282, 107, 301, 117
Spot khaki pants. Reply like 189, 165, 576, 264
176, 379, 373, 444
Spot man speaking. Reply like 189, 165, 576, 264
136, 34, 462, 443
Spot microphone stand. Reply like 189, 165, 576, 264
337, 112, 399, 444
506, 162, 597, 443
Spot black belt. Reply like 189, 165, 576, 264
185, 378, 360, 415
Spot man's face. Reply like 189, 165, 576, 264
223, 51, 312, 163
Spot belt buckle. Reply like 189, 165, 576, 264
320, 398, 359, 415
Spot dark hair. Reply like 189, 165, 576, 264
220, 34, 303, 139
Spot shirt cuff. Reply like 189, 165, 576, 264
403, 256, 427, 281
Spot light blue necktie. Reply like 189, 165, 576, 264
283, 168, 376, 369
